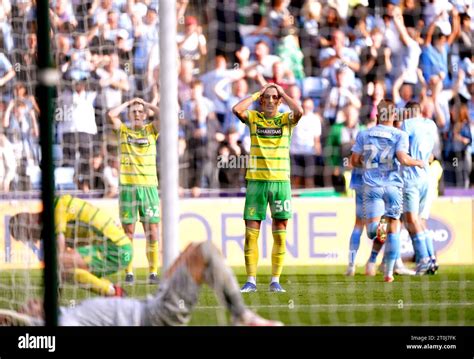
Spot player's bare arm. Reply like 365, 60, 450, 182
107, 99, 135, 131
396, 151, 424, 168
139, 99, 160, 132
232, 91, 259, 123
273, 83, 303, 124
350, 152, 363, 168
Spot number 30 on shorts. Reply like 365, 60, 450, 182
274, 200, 291, 212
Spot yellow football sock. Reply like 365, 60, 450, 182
125, 260, 134, 274
271, 230, 286, 277
73, 268, 114, 296
147, 240, 159, 274
244, 227, 260, 277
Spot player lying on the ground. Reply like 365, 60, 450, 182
0, 241, 283, 326
9, 195, 132, 297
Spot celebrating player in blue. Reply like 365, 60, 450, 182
351, 100, 424, 282
401, 102, 438, 274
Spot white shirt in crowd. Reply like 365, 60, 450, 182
60, 90, 98, 135
290, 112, 321, 155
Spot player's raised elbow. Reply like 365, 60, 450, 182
232, 106, 246, 122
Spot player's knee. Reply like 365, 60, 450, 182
367, 222, 378, 240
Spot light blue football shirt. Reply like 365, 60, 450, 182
352, 125, 409, 188
401, 117, 437, 183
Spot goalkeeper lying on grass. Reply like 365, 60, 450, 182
0, 242, 283, 326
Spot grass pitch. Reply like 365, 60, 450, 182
0, 265, 473, 326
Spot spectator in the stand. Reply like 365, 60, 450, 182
16, 32, 37, 84
103, 10, 123, 42
319, 29, 360, 88
423, 0, 455, 36
290, 97, 322, 189
421, 9, 460, 89
444, 103, 472, 188
50, 0, 78, 32
0, 131, 16, 192
392, 73, 416, 108
91, 0, 114, 28
215, 76, 251, 152
103, 156, 119, 198
324, 104, 363, 191
300, 0, 322, 76
0, 51, 15, 100
323, 66, 361, 125
359, 28, 392, 87
318, 6, 345, 47
116, 29, 134, 72
276, 26, 305, 81
401, 0, 423, 30
392, 6, 422, 86
217, 126, 247, 189
55, 34, 72, 74
59, 80, 98, 192
12, 82, 39, 115
267, 0, 292, 38
361, 80, 386, 124
96, 53, 130, 136
3, 99, 38, 165
457, 13, 473, 61
183, 80, 217, 197
178, 59, 194, 106
177, 15, 207, 73
0, 5, 13, 54
375, 0, 404, 82
200, 55, 243, 126
132, 5, 158, 93
68, 34, 93, 81
262, 61, 295, 91
91, 151, 105, 192
246, 40, 281, 82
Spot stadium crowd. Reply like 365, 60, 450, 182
0, 0, 472, 196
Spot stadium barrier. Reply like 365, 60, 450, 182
0, 197, 472, 269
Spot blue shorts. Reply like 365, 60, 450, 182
363, 185, 403, 220
355, 188, 364, 219
403, 180, 428, 215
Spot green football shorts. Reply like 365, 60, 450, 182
119, 185, 160, 224
77, 242, 133, 277
244, 181, 292, 220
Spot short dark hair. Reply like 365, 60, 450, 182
261, 85, 281, 99
377, 99, 395, 122
405, 101, 421, 111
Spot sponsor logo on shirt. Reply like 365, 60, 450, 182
369, 131, 392, 139
127, 135, 149, 146
256, 127, 282, 137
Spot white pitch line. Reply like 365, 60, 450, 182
196, 302, 474, 310
279, 280, 473, 286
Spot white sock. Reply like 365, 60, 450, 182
247, 276, 256, 285
271, 276, 279, 284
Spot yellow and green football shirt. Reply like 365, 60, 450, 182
54, 195, 130, 247
119, 123, 159, 187
244, 110, 294, 182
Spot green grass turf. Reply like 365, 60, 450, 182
0, 265, 473, 326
